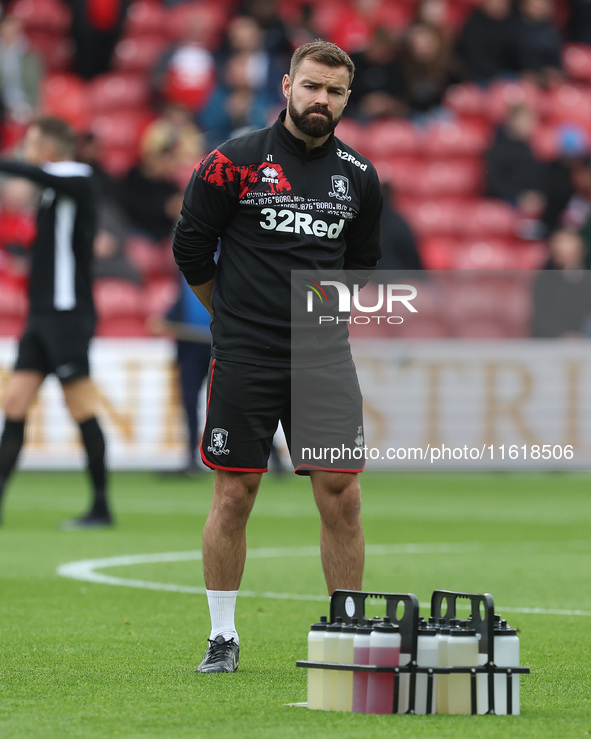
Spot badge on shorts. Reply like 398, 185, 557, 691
208, 428, 230, 455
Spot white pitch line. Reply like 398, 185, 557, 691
56, 544, 591, 617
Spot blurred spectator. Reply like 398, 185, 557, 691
568, 0, 591, 45
149, 277, 211, 476
0, 177, 36, 286
330, 0, 387, 54
0, 14, 42, 125
414, 0, 449, 28
514, 0, 563, 86
151, 10, 216, 113
561, 158, 591, 233
485, 104, 548, 235
77, 132, 140, 284
154, 103, 205, 179
531, 229, 591, 337
285, 2, 317, 49
348, 27, 406, 122
120, 123, 183, 243
239, 0, 292, 65
77, 131, 119, 202
400, 22, 459, 116
377, 181, 423, 271
543, 125, 589, 233
456, 0, 520, 83
217, 15, 283, 102
198, 53, 273, 149
66, 0, 130, 80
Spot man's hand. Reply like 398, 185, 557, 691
190, 278, 214, 314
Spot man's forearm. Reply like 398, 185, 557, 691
190, 279, 214, 314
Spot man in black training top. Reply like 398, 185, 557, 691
173, 41, 382, 673
0, 117, 113, 529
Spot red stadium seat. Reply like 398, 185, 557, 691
0, 281, 27, 316
446, 276, 531, 337
411, 160, 483, 198
513, 240, 548, 270
91, 111, 153, 154
0, 315, 25, 337
144, 277, 178, 317
461, 199, 518, 238
335, 117, 363, 151
421, 120, 492, 158
166, 2, 229, 49
419, 236, 460, 269
99, 146, 140, 178
444, 83, 488, 122
358, 119, 418, 160
113, 35, 169, 73
400, 199, 469, 238
123, 1, 170, 38
12, 0, 71, 33
89, 73, 151, 114
544, 84, 591, 127
96, 316, 148, 337
26, 32, 74, 72
381, 156, 423, 192
126, 236, 168, 278
41, 74, 90, 130
451, 239, 520, 270
486, 80, 543, 123
563, 44, 591, 84
93, 279, 143, 319
531, 123, 561, 160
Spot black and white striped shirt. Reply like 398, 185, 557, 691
0, 159, 97, 316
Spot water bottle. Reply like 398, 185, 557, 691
336, 621, 357, 712
366, 618, 401, 714
322, 620, 342, 710
436, 624, 451, 714
415, 623, 438, 714
447, 627, 479, 714
306, 616, 327, 710
352, 623, 372, 713
494, 620, 520, 715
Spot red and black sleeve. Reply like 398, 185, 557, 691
173, 149, 240, 287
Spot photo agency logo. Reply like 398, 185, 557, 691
304, 279, 418, 326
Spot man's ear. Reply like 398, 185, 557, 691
282, 73, 292, 101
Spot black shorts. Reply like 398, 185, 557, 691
200, 358, 365, 474
14, 313, 96, 384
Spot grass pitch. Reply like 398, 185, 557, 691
0, 470, 590, 738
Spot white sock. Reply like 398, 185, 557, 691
206, 589, 239, 644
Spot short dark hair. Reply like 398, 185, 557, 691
32, 116, 77, 159
289, 40, 355, 88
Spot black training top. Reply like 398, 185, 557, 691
173, 111, 382, 367
0, 159, 97, 317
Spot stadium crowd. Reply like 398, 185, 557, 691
1, 0, 591, 339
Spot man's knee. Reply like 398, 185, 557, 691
313, 473, 362, 528
210, 472, 261, 526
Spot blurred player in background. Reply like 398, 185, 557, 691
149, 277, 212, 477
174, 41, 382, 673
0, 116, 113, 529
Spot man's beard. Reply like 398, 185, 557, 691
288, 98, 341, 138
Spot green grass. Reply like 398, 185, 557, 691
0, 470, 590, 738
